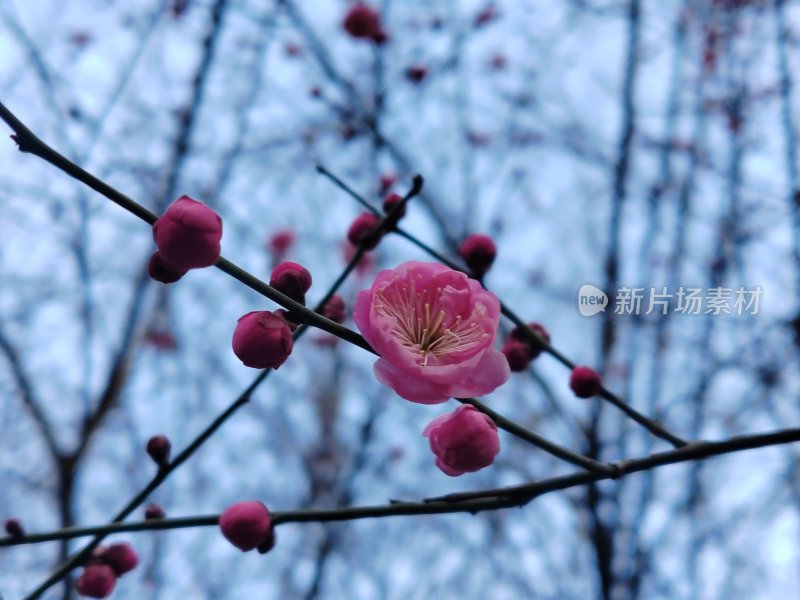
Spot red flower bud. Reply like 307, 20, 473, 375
219, 501, 273, 552
458, 233, 496, 278
382, 193, 406, 220
379, 173, 396, 194
98, 542, 139, 576
502, 339, 532, 372
4, 518, 24, 538
75, 564, 116, 599
266, 229, 295, 261
145, 504, 166, 520
232, 311, 294, 369
147, 252, 186, 284
146, 435, 171, 467
509, 322, 550, 359
347, 212, 383, 250
322, 294, 346, 324
342, 4, 382, 40
405, 64, 427, 84
569, 366, 602, 398
270, 262, 312, 305
153, 195, 222, 271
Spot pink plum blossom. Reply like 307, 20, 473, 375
152, 195, 222, 271
353, 261, 509, 403
423, 405, 500, 476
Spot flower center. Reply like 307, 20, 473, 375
374, 279, 489, 365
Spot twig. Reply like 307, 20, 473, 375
4, 426, 799, 548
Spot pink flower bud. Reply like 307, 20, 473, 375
270, 261, 312, 305
570, 366, 602, 398
144, 504, 166, 520
347, 212, 383, 250
423, 405, 500, 476
382, 193, 405, 220
98, 542, 139, 576
405, 64, 427, 84
458, 233, 496, 278
146, 435, 171, 467
147, 252, 186, 284
322, 295, 346, 324
145, 328, 178, 351
379, 173, 396, 194
219, 501, 273, 552
75, 564, 116, 599
232, 311, 294, 369
4, 518, 24, 538
502, 339, 532, 372
343, 4, 382, 40
509, 322, 550, 359
152, 195, 222, 271
266, 229, 295, 262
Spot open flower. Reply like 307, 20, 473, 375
353, 261, 509, 403
423, 405, 500, 476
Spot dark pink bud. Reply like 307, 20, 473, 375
98, 542, 139, 576
458, 233, 496, 278
379, 173, 397, 194
146, 435, 171, 467
474, 4, 499, 27
219, 501, 273, 552
145, 328, 178, 351
144, 504, 166, 520
570, 366, 602, 398
347, 212, 383, 250
502, 339, 532, 372
322, 295, 346, 324
232, 311, 294, 369
148, 252, 186, 284
490, 53, 507, 70
405, 64, 427, 84
152, 195, 222, 271
343, 4, 382, 40
423, 406, 499, 476
284, 41, 303, 57
266, 229, 295, 261
270, 261, 312, 305
75, 564, 116, 599
382, 193, 406, 220
4, 518, 24, 538
509, 322, 550, 359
